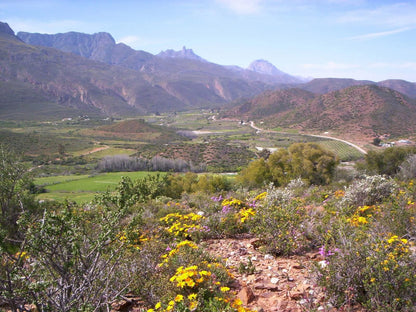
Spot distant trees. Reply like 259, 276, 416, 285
237, 143, 339, 189
97, 155, 205, 173
357, 146, 416, 176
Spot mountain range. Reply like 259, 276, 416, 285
1, 21, 416, 140
1, 22, 304, 119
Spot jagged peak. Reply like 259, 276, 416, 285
247, 59, 285, 76
157, 46, 206, 62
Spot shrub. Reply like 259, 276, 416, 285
397, 154, 416, 180
340, 175, 398, 209
16, 202, 130, 312
357, 146, 416, 176
316, 229, 416, 311
252, 184, 310, 256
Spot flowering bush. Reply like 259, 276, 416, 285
252, 185, 310, 255
340, 174, 398, 209
160, 211, 209, 241
316, 225, 416, 311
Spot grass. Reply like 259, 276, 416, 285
35, 175, 90, 186
35, 171, 164, 203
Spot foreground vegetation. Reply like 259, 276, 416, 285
1, 141, 416, 311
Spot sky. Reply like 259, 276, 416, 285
1, 0, 416, 82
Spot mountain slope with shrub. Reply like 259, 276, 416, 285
227, 85, 416, 139
15, 28, 301, 115
0, 22, 188, 118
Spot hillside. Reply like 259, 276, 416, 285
0, 22, 189, 118
15, 28, 302, 116
227, 85, 416, 140
0, 21, 302, 120
84, 119, 183, 142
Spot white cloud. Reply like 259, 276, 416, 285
337, 2, 416, 28
347, 27, 413, 40
215, 0, 263, 14
369, 62, 416, 71
302, 61, 359, 71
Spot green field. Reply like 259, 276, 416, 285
317, 140, 364, 161
35, 171, 163, 203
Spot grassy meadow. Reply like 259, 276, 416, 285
35, 171, 163, 203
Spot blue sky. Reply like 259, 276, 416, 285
1, 0, 416, 81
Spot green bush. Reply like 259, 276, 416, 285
237, 143, 338, 189
357, 146, 416, 176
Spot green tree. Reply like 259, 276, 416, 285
358, 146, 416, 176
236, 158, 272, 189
237, 143, 338, 189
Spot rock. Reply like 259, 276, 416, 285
264, 254, 274, 260
254, 283, 280, 291
290, 292, 304, 300
237, 286, 256, 305
111, 299, 132, 311
270, 277, 279, 284
292, 263, 304, 269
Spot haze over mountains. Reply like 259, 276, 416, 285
1, 21, 416, 139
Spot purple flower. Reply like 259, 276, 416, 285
211, 195, 223, 202
319, 245, 339, 258
222, 205, 232, 214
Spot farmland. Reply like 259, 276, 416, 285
0, 110, 366, 203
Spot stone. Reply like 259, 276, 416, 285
292, 263, 304, 269
237, 286, 256, 305
290, 291, 304, 300
255, 283, 280, 291
270, 277, 279, 284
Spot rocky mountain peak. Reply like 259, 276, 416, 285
17, 31, 116, 59
0, 21, 16, 37
248, 59, 284, 76
157, 46, 206, 62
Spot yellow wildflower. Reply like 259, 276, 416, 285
174, 294, 184, 302
188, 293, 197, 300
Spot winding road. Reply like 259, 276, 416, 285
249, 121, 367, 155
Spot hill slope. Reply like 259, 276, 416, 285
227, 85, 416, 139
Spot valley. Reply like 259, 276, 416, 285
1, 19, 416, 312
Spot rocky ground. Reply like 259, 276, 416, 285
115, 236, 366, 312
204, 236, 326, 312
